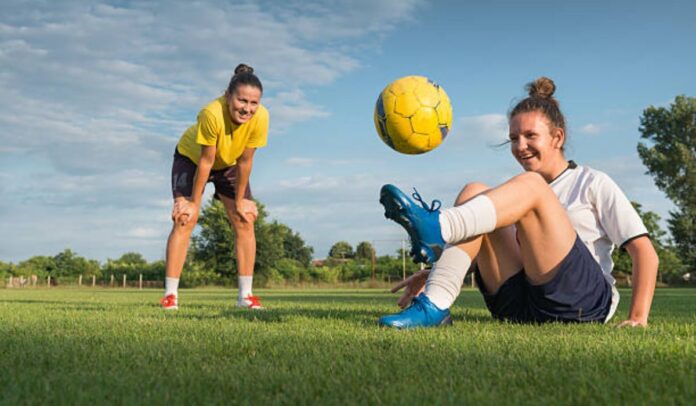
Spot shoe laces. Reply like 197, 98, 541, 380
412, 188, 441, 212
409, 295, 425, 312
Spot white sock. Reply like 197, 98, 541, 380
425, 245, 472, 310
164, 277, 179, 297
238, 276, 253, 300
439, 194, 497, 244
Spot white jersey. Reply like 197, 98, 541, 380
549, 162, 649, 287
550, 162, 648, 322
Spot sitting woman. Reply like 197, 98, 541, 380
379, 77, 658, 329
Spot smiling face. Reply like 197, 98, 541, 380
509, 111, 566, 181
227, 84, 262, 125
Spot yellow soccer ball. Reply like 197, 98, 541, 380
374, 75, 453, 154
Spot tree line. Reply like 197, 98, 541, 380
1, 95, 694, 287
0, 200, 418, 288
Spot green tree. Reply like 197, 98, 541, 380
0, 260, 13, 283
355, 241, 376, 260
328, 241, 354, 259
147, 260, 166, 282
375, 253, 421, 281
253, 208, 286, 283
268, 222, 314, 267
15, 255, 56, 278
117, 252, 148, 267
637, 95, 696, 270
103, 252, 155, 280
190, 198, 237, 278
52, 249, 101, 281
190, 198, 313, 284
612, 202, 684, 283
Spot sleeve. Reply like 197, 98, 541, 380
195, 109, 220, 146
592, 172, 649, 248
246, 107, 269, 148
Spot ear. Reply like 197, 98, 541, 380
553, 127, 565, 150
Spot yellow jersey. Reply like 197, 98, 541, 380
176, 96, 269, 170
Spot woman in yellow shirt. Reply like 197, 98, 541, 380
161, 64, 269, 310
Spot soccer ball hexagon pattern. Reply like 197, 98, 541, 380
374, 76, 453, 154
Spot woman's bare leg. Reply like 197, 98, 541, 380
439, 182, 522, 296
165, 196, 198, 279
219, 195, 256, 278
445, 171, 576, 286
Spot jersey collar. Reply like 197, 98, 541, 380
548, 160, 577, 184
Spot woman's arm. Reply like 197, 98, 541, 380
175, 145, 216, 226
234, 147, 256, 222
191, 145, 216, 205
618, 236, 659, 327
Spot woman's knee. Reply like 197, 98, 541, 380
455, 182, 490, 205
172, 217, 197, 235
512, 172, 555, 202
232, 218, 255, 237
514, 171, 548, 189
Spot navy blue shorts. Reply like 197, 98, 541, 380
171, 149, 252, 201
474, 235, 612, 323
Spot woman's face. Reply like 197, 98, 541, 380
509, 111, 564, 176
227, 84, 261, 125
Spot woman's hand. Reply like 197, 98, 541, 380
235, 199, 258, 223
616, 319, 648, 328
172, 199, 199, 227
390, 269, 431, 309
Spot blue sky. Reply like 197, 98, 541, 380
1, 0, 694, 263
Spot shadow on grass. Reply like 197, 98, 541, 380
0, 299, 69, 305
172, 305, 494, 328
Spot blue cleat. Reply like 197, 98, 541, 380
379, 184, 445, 264
378, 293, 452, 329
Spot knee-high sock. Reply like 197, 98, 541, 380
439, 194, 497, 244
164, 277, 179, 297
425, 245, 472, 310
238, 275, 253, 300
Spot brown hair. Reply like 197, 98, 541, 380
509, 77, 567, 148
226, 63, 263, 95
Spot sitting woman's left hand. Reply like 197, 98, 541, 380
390, 269, 431, 309
616, 319, 647, 328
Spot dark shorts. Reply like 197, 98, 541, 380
171, 149, 252, 201
474, 235, 612, 323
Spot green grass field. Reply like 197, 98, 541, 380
1, 288, 694, 405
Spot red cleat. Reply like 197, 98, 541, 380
160, 294, 178, 310
237, 294, 263, 309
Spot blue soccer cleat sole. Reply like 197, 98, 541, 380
378, 314, 453, 330
378, 293, 453, 329
379, 184, 443, 264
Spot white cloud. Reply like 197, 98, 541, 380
125, 227, 162, 239
454, 114, 508, 144
264, 89, 331, 133
579, 123, 601, 135
278, 175, 343, 191
285, 157, 315, 166
0, 0, 423, 262
283, 157, 366, 167
281, 0, 423, 41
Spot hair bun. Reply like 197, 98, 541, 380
526, 76, 556, 99
234, 63, 254, 75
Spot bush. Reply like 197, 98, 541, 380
274, 258, 308, 283
180, 262, 224, 288
310, 266, 340, 284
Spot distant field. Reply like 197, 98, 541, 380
1, 288, 694, 405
